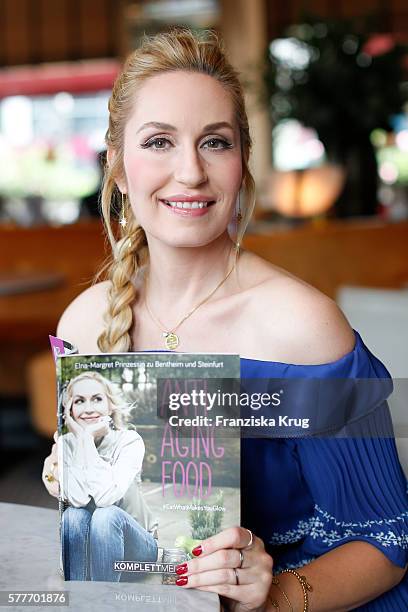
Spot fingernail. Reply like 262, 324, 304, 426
192, 545, 202, 556
176, 576, 188, 586
176, 563, 188, 575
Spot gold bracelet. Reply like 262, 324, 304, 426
267, 593, 280, 610
272, 576, 293, 611
280, 569, 313, 612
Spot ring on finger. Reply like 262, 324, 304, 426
238, 549, 244, 568
48, 462, 57, 479
233, 568, 239, 585
243, 528, 253, 549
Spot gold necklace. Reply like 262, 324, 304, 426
144, 245, 239, 350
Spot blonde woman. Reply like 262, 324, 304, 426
57, 372, 157, 581
43, 28, 407, 610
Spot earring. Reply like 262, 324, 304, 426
119, 192, 127, 228
237, 191, 243, 225
235, 191, 242, 252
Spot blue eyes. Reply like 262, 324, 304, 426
141, 137, 232, 151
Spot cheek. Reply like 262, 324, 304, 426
125, 152, 169, 194
227, 155, 243, 189
208, 154, 242, 192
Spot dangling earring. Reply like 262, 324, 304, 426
236, 191, 242, 251
237, 191, 243, 225
119, 192, 127, 228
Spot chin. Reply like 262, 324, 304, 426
148, 227, 230, 249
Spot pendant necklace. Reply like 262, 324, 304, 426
144, 245, 239, 350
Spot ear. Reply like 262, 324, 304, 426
107, 147, 127, 194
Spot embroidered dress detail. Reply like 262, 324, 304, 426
270, 506, 408, 549
269, 518, 317, 545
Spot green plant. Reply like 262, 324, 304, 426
266, 17, 407, 158
190, 490, 225, 540
264, 15, 408, 216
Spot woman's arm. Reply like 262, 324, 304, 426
180, 530, 406, 612
58, 434, 92, 507
42, 436, 60, 499
68, 429, 145, 507
270, 541, 406, 611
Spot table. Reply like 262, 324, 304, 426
0, 272, 64, 297
0, 503, 220, 612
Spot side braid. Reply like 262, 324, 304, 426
97, 166, 147, 352
98, 220, 147, 352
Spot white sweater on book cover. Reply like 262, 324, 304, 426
58, 428, 157, 534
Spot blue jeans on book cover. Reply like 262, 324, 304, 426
62, 504, 158, 581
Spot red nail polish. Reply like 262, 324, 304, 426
176, 563, 188, 575
176, 576, 188, 586
192, 545, 202, 556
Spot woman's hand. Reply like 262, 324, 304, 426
175, 526, 273, 611
64, 404, 85, 437
86, 415, 111, 440
42, 432, 59, 498
64, 403, 110, 440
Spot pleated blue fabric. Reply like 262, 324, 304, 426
241, 330, 408, 610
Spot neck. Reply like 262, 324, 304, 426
142, 232, 238, 324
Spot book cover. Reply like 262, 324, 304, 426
52, 342, 240, 584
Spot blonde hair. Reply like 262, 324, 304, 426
63, 371, 127, 430
98, 27, 256, 353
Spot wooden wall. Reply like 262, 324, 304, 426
244, 219, 408, 299
1, 0, 407, 68
0, 221, 107, 395
0, 0, 125, 66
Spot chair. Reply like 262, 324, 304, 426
26, 351, 56, 439
337, 285, 408, 476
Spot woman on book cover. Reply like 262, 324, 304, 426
59, 372, 158, 581
43, 28, 408, 610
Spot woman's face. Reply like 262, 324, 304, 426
117, 70, 243, 248
70, 379, 111, 426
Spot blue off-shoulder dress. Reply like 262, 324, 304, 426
241, 330, 408, 610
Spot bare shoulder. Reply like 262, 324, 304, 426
239, 252, 355, 364
56, 281, 110, 353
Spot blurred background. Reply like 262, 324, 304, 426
1, 0, 408, 507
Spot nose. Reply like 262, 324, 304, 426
83, 400, 94, 413
173, 145, 207, 187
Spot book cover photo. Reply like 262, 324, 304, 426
52, 344, 240, 584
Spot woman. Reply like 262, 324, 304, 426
43, 28, 407, 609
56, 372, 157, 581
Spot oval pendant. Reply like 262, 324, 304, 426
164, 332, 179, 351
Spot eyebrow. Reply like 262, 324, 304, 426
136, 121, 235, 134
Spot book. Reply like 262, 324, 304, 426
49, 337, 240, 584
